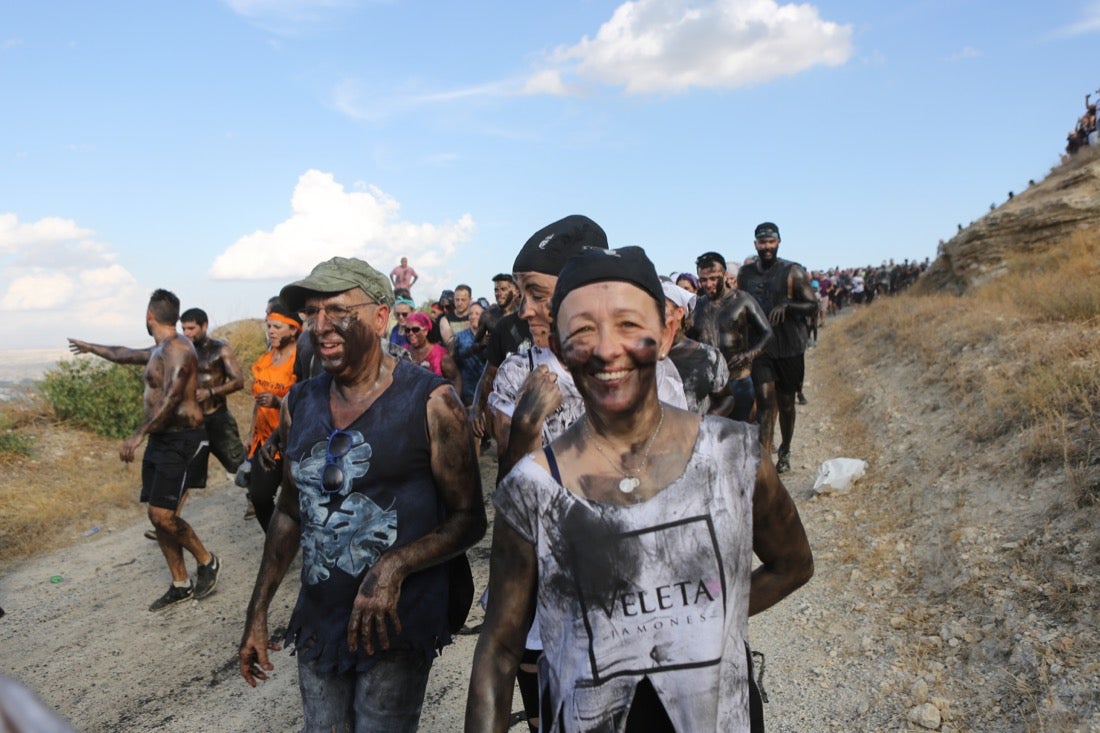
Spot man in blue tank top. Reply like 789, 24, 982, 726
237, 256, 487, 732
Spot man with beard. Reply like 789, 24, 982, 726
72, 306, 249, 527
68, 290, 220, 610
239, 257, 486, 732
735, 222, 818, 473
689, 251, 774, 423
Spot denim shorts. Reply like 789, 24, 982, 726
297, 649, 433, 733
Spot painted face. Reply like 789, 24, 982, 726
554, 281, 669, 416
181, 321, 206, 343
754, 236, 779, 263
303, 290, 385, 375
453, 289, 471, 316
515, 271, 557, 348
265, 318, 299, 349
696, 264, 726, 299
493, 280, 516, 308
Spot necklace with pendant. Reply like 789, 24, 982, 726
585, 407, 665, 495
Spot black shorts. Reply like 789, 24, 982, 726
203, 404, 245, 473
141, 429, 208, 510
752, 353, 805, 395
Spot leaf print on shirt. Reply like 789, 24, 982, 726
292, 430, 398, 585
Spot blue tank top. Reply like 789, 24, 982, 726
283, 359, 450, 673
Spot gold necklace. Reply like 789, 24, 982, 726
585, 407, 665, 495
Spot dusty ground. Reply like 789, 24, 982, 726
1, 327, 1096, 731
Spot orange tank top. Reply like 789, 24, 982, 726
249, 347, 297, 457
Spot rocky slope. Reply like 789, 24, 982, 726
922, 149, 1100, 291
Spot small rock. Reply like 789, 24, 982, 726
911, 678, 929, 703
907, 702, 942, 729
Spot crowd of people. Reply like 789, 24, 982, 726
55, 217, 936, 732
1065, 90, 1100, 156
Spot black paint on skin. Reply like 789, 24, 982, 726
559, 335, 660, 405
667, 340, 722, 415
688, 291, 772, 378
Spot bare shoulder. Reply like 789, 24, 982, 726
426, 382, 467, 428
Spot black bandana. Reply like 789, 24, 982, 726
550, 246, 664, 322
512, 215, 608, 276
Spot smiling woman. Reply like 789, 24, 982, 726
467, 246, 814, 732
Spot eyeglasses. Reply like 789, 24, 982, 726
299, 301, 375, 323
321, 429, 355, 495
406, 327, 424, 334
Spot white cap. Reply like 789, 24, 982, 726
662, 280, 695, 311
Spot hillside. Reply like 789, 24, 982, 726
922, 146, 1100, 292
0, 161, 1098, 730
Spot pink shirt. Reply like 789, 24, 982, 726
390, 264, 418, 290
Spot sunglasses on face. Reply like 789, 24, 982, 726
406, 327, 424, 334
321, 429, 355, 495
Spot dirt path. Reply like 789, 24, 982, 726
0, 348, 878, 732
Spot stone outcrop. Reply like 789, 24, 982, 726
920, 150, 1100, 292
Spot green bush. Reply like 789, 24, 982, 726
0, 427, 33, 458
39, 359, 145, 439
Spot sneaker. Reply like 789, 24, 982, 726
144, 529, 158, 541
149, 583, 194, 612
797, 392, 808, 405
776, 450, 791, 474
195, 554, 220, 599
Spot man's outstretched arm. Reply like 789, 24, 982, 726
67, 338, 151, 364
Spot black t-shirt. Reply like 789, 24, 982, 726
484, 312, 531, 367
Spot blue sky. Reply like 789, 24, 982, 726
3, 1, 1098, 348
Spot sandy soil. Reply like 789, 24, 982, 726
6, 337, 1083, 732
0, 410, 847, 733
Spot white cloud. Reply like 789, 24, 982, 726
1, 271, 74, 310
522, 69, 570, 96
1048, 2, 1100, 38
332, 78, 513, 121
0, 213, 146, 347
209, 169, 476, 282
0, 213, 93, 253
531, 0, 853, 94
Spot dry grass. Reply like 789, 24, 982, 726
808, 233, 1100, 731
0, 322, 265, 563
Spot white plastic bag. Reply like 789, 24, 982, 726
812, 457, 867, 494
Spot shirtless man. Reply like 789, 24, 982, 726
70, 307, 247, 486
180, 308, 246, 479
67, 289, 221, 610
735, 223, 818, 472
389, 256, 418, 296
689, 251, 774, 423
